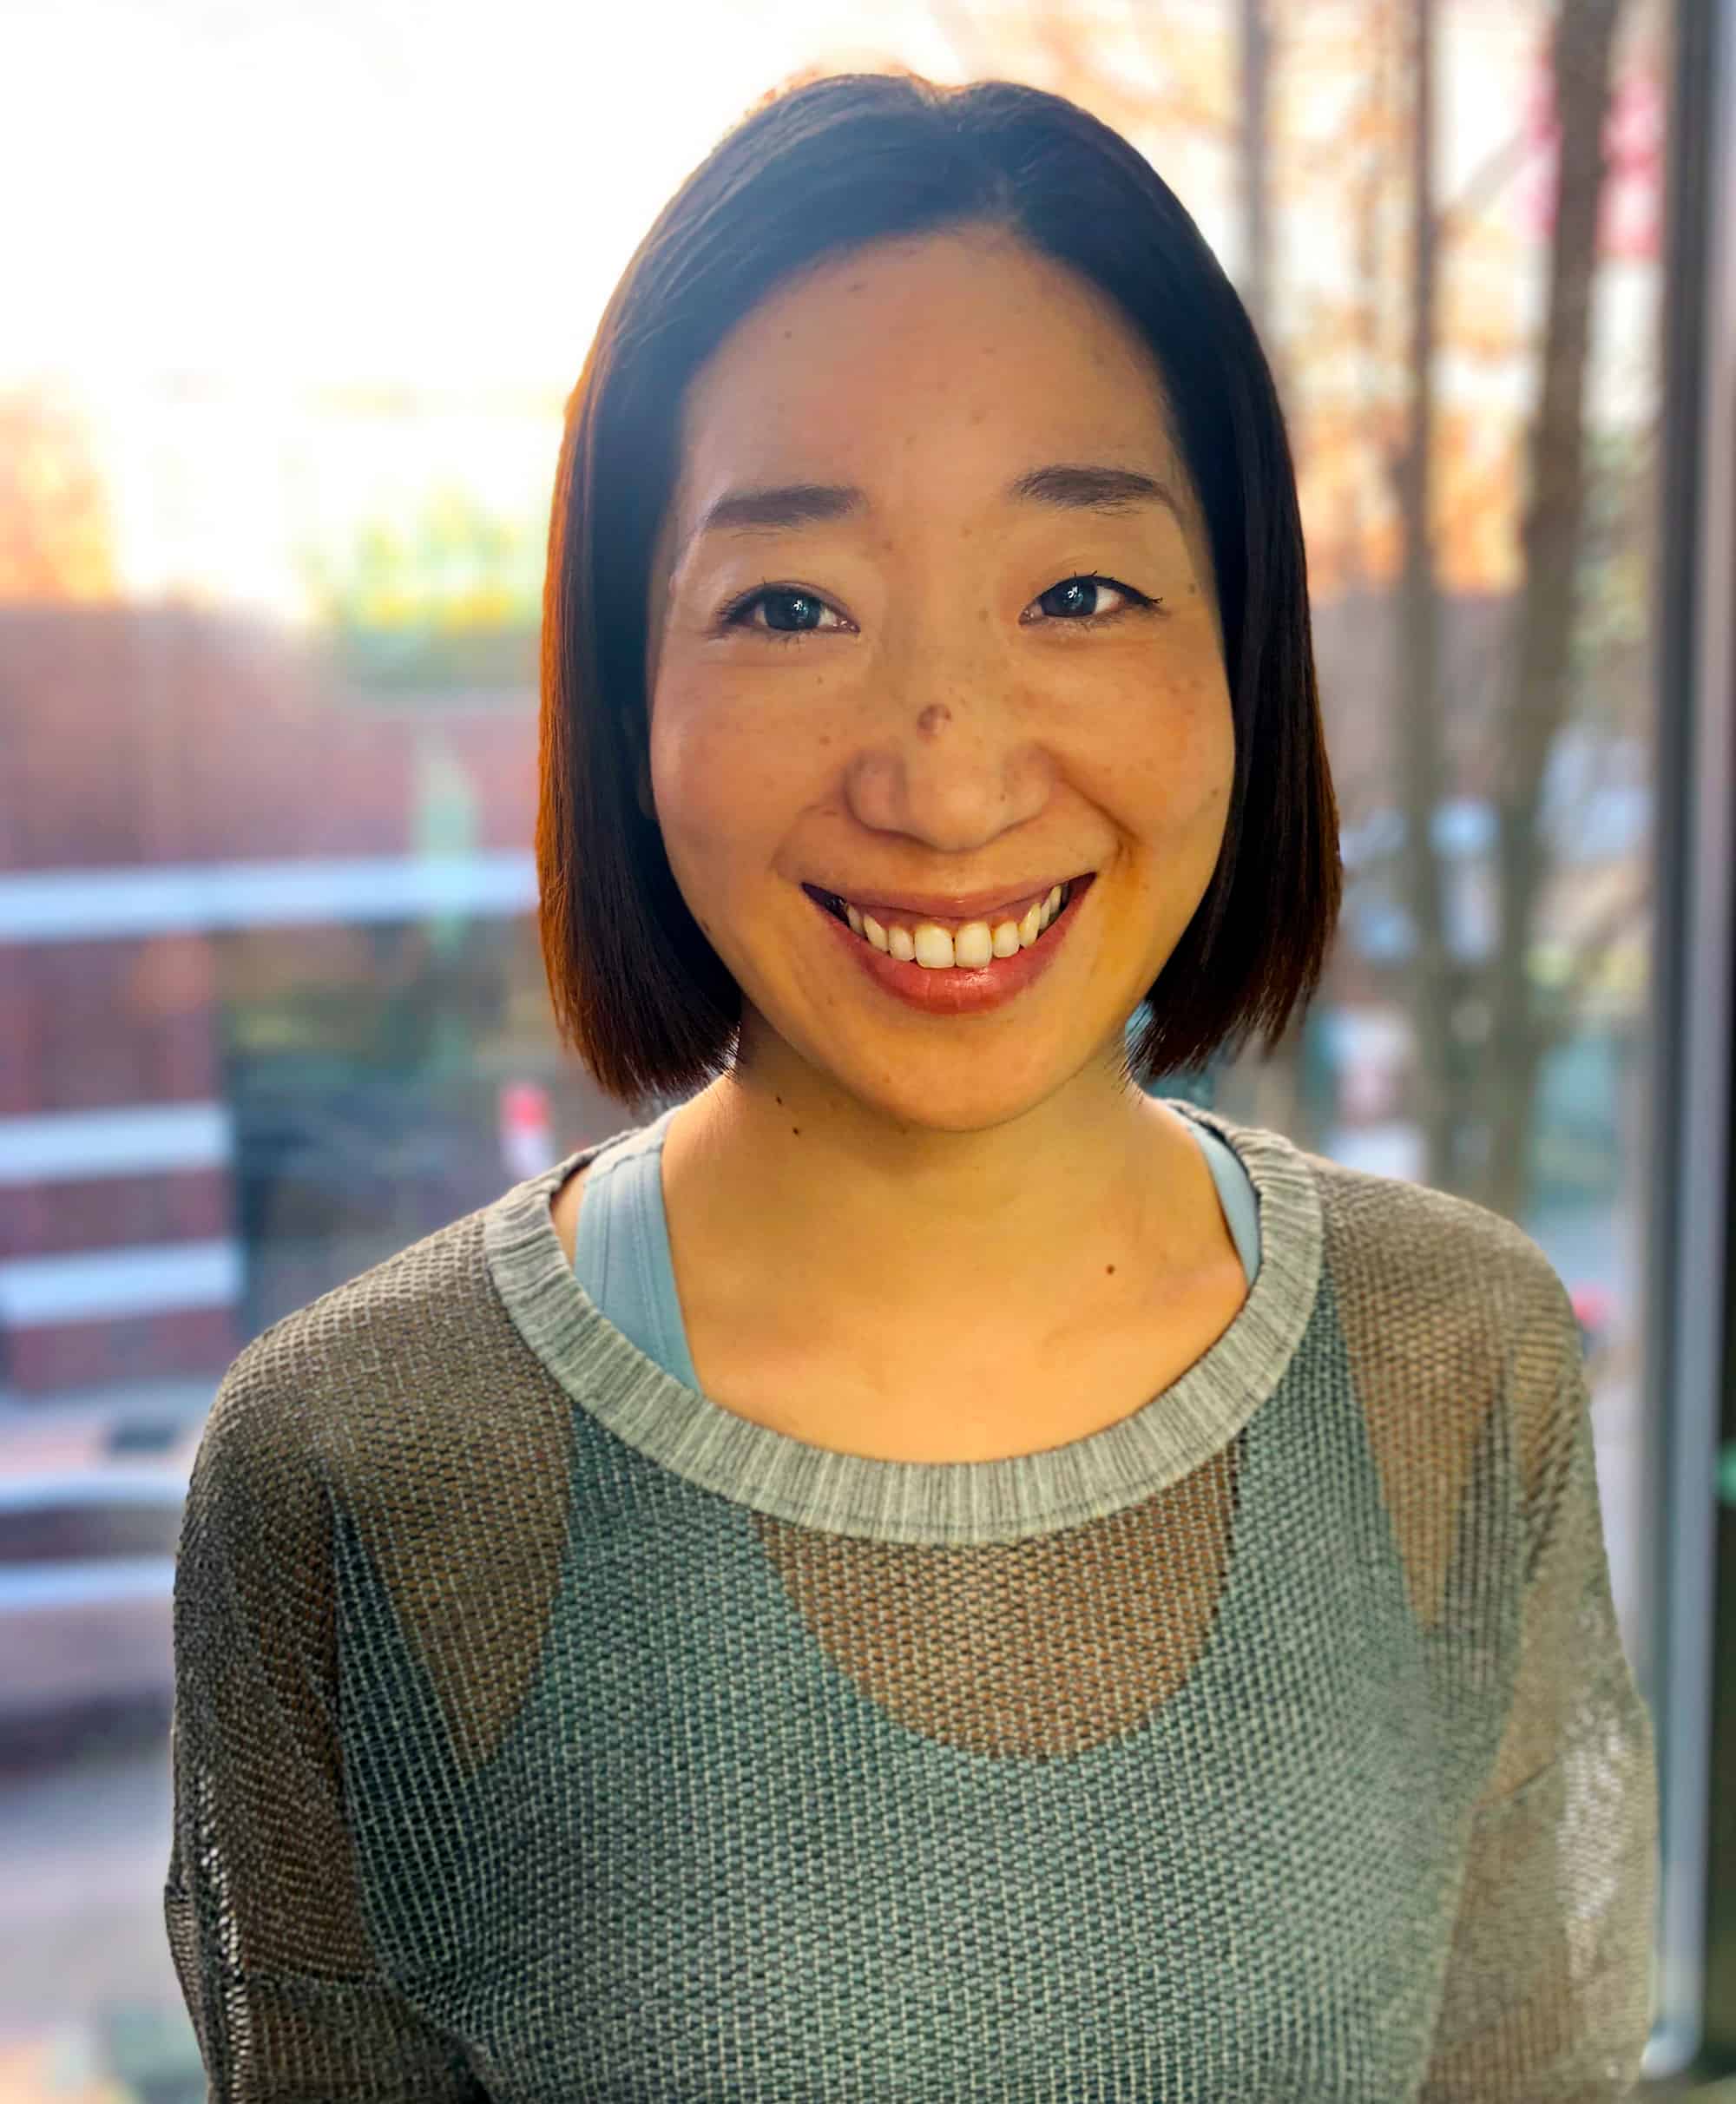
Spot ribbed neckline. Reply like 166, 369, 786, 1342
483, 1098, 1325, 1546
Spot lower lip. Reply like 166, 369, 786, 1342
806, 878, 1095, 1017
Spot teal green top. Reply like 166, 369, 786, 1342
164, 1100, 1660, 2101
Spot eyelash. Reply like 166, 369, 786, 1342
713, 574, 1161, 643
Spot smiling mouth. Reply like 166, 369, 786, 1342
802, 875, 1092, 927
803, 874, 1093, 969
806, 879, 1072, 924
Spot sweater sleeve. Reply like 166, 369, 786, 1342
162, 1345, 490, 2102
1417, 1279, 1660, 2101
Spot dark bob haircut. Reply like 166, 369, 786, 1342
539, 69, 1340, 1108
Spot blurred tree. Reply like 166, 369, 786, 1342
1477, 0, 1637, 1223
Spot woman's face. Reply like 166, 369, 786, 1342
643, 227, 1235, 1131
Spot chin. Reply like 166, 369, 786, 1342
825, 1052, 1082, 1135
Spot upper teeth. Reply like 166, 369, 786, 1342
841, 883, 1069, 968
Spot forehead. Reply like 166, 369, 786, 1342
673, 231, 1183, 506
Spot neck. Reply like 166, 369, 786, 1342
659, 1042, 1197, 1351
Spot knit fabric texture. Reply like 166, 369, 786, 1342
163, 1101, 1660, 2101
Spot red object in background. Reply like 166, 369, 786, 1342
499, 1082, 557, 1181
1571, 1282, 1615, 1352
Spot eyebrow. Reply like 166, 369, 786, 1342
675, 462, 1184, 571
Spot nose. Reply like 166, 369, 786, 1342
840, 659, 1053, 852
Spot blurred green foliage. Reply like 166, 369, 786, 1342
295, 483, 543, 690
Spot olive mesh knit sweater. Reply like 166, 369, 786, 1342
163, 1101, 1659, 2101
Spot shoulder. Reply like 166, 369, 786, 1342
1289, 1139, 1578, 1348
226, 1203, 499, 1391
193, 1200, 534, 1503
1272, 1137, 1587, 1509
181, 1193, 582, 1693
1219, 1133, 1596, 1622
1202, 1114, 1584, 1461
1186, 1102, 1573, 1340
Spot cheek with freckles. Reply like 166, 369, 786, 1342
1079, 663, 1235, 842
648, 679, 822, 934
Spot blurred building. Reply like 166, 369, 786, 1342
0, 602, 549, 1404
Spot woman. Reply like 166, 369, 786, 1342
165, 69, 1659, 2101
